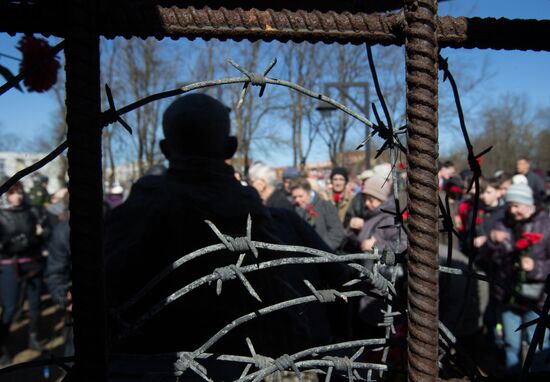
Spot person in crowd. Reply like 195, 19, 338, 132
289, 177, 346, 251
45, 191, 73, 357
248, 162, 293, 210
343, 163, 392, 230
104, 94, 337, 379
327, 167, 353, 223
281, 166, 301, 204
473, 178, 506, 250
516, 157, 545, 204
104, 184, 125, 210
438, 175, 464, 250
486, 183, 550, 372
357, 176, 407, 254
45, 187, 69, 227
438, 160, 456, 190
495, 172, 513, 200
27, 174, 50, 208
306, 167, 328, 200
456, 173, 478, 253
343, 170, 372, 229
0, 181, 50, 363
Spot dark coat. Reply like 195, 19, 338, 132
0, 204, 47, 258
486, 208, 550, 308
294, 194, 346, 251
525, 171, 546, 204
104, 158, 336, 357
344, 192, 367, 226
46, 220, 71, 309
265, 188, 293, 210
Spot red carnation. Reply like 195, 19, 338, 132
402, 210, 409, 220
310, 211, 318, 218
398, 162, 406, 170
522, 232, 543, 244
516, 238, 531, 250
17, 35, 60, 92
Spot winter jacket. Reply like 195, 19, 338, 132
525, 171, 546, 204
0, 204, 48, 259
46, 220, 71, 309
294, 193, 346, 251
104, 157, 336, 357
265, 188, 293, 211
357, 198, 408, 254
486, 208, 550, 309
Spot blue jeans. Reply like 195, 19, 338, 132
502, 308, 550, 372
0, 261, 43, 327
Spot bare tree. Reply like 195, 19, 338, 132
317, 45, 369, 167
103, 38, 182, 181
280, 42, 327, 170
449, 94, 543, 175
218, 41, 282, 175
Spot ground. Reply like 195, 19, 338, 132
0, 294, 68, 381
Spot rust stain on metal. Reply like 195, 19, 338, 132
2, 2, 548, 50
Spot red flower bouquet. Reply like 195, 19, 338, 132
515, 232, 543, 250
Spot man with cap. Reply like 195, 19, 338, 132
281, 166, 301, 204
487, 183, 550, 372
104, 94, 341, 380
327, 167, 353, 223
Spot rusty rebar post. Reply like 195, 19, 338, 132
405, 1, 439, 381
65, 1, 108, 380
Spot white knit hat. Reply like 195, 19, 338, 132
504, 183, 534, 206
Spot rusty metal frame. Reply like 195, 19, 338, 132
1, 1, 549, 381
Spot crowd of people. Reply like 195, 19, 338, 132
0, 93, 548, 379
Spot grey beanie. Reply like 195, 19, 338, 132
504, 183, 534, 206
361, 175, 391, 202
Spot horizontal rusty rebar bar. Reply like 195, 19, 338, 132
1, 3, 548, 51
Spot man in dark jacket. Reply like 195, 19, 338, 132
289, 177, 346, 251
516, 157, 546, 204
487, 183, 550, 372
104, 94, 338, 380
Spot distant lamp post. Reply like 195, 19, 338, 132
316, 82, 371, 169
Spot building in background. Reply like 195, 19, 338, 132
0, 151, 65, 193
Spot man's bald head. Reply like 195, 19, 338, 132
161, 93, 236, 160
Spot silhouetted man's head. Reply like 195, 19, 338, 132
160, 94, 237, 162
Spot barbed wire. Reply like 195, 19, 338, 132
0, 56, 383, 197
